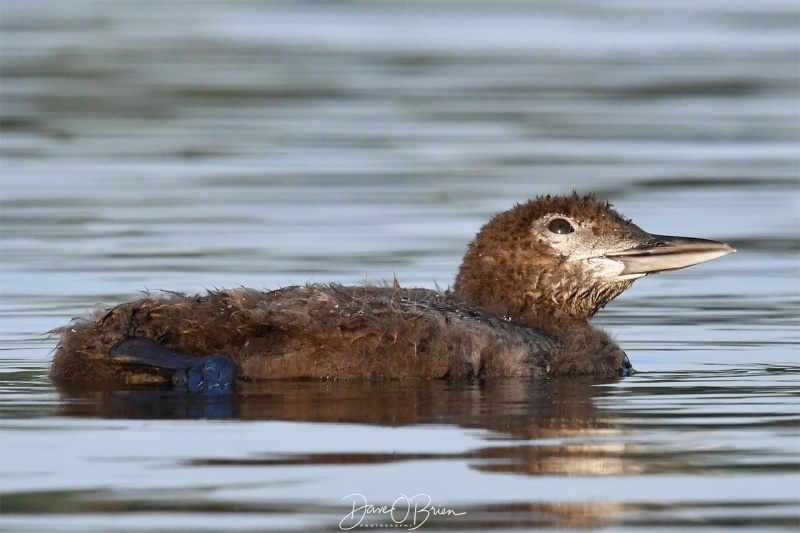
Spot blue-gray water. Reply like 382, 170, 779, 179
1, 1, 798, 531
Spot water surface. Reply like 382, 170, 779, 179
1, 1, 798, 531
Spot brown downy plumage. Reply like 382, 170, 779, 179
50, 193, 734, 389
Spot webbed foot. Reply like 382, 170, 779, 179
172, 355, 236, 395
619, 351, 634, 377
110, 337, 236, 394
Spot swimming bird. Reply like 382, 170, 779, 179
50, 193, 734, 393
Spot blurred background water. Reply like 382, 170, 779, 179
1, 1, 798, 531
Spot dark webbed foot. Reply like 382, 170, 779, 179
110, 337, 236, 394
172, 355, 236, 395
619, 351, 634, 377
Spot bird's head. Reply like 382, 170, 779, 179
453, 193, 734, 328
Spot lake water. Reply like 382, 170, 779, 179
1, 1, 798, 531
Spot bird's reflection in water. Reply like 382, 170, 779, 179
57, 376, 638, 478
52, 379, 698, 529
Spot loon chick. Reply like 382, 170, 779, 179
50, 193, 734, 393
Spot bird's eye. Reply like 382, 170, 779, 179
548, 218, 574, 234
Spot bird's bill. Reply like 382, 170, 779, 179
605, 234, 735, 278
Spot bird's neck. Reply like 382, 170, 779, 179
452, 251, 632, 335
